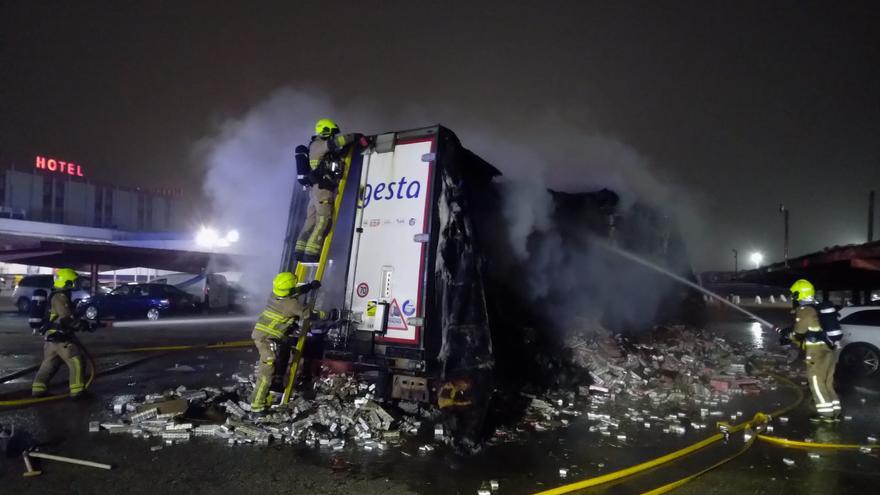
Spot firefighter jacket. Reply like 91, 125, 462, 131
308, 133, 357, 190
254, 294, 309, 339
792, 304, 833, 349
45, 290, 81, 342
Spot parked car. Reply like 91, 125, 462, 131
82, 283, 198, 321
12, 274, 93, 313
226, 282, 253, 313
837, 305, 880, 379
150, 272, 230, 311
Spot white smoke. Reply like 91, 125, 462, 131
195, 89, 419, 297
197, 91, 336, 297
196, 88, 704, 322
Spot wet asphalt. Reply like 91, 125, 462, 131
1, 299, 879, 495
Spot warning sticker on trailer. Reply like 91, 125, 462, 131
356, 283, 369, 298
386, 298, 408, 331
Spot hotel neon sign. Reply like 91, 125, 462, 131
35, 155, 85, 177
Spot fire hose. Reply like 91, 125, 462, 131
533, 366, 874, 495
0, 338, 251, 408
639, 370, 879, 495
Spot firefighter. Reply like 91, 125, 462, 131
249, 272, 320, 413
781, 279, 843, 421
31, 268, 90, 399
293, 118, 363, 263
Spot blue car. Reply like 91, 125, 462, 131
82, 283, 198, 321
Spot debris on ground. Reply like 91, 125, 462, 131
491, 323, 793, 445
91, 323, 798, 456
90, 370, 447, 452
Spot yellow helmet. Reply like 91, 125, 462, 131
273, 272, 298, 297
54, 268, 78, 289
315, 118, 339, 138
789, 279, 815, 301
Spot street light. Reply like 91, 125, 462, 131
779, 204, 790, 267
750, 251, 764, 269
196, 226, 239, 249
195, 226, 219, 248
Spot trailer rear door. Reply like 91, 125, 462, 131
344, 134, 436, 346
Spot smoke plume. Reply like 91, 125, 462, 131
197, 88, 704, 325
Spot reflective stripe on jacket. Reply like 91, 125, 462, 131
46, 290, 75, 341
793, 304, 831, 348
254, 295, 307, 339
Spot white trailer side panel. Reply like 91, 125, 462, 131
345, 138, 434, 345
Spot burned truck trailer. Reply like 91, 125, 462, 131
281, 125, 702, 413
281, 126, 496, 411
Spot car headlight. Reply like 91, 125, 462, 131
85, 306, 98, 320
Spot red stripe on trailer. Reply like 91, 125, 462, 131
378, 135, 435, 345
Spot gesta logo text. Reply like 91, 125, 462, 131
362, 176, 421, 207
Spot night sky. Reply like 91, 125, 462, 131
1, 1, 878, 270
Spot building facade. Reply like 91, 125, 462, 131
0, 167, 184, 231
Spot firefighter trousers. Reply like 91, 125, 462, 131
805, 345, 840, 416
249, 330, 292, 412
32, 340, 84, 397
295, 186, 334, 262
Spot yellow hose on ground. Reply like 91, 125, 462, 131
757, 435, 880, 451
535, 363, 805, 495
632, 367, 807, 495
631, 367, 818, 494
641, 433, 758, 495
0, 335, 98, 407
0, 339, 252, 407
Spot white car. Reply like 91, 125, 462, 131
838, 305, 880, 379
11, 274, 93, 313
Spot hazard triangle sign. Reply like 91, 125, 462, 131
386, 298, 408, 331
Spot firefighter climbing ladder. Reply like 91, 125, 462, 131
280, 145, 357, 405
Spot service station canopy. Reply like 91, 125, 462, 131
0, 218, 241, 273
736, 240, 880, 291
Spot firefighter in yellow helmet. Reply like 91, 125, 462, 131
293, 118, 366, 263
780, 279, 843, 422
31, 268, 91, 399
249, 272, 321, 413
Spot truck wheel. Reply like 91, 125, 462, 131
146, 307, 160, 321
16, 297, 30, 314
840, 343, 880, 379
